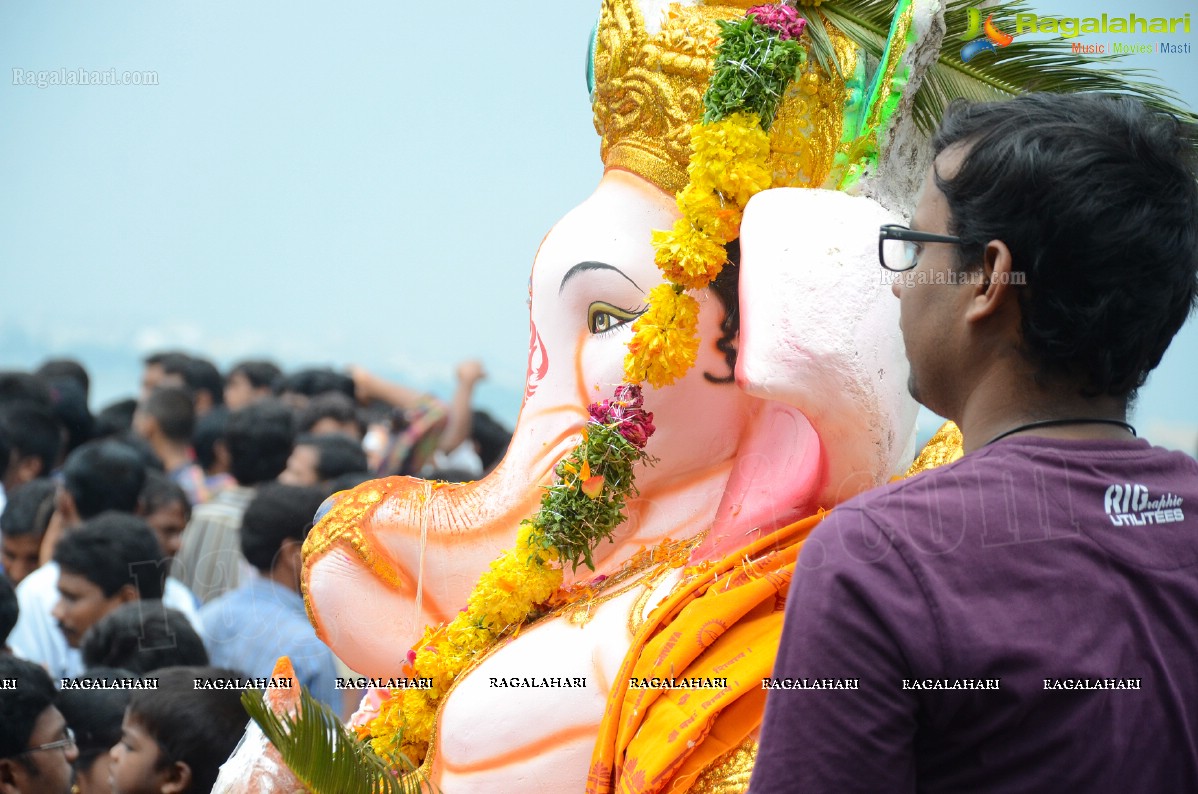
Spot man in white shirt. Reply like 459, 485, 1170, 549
8, 439, 202, 680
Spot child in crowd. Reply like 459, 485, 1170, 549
0, 477, 55, 585
110, 666, 249, 794
57, 667, 137, 794
139, 471, 192, 563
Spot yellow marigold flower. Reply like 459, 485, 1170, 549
624, 284, 701, 388
688, 113, 771, 207
400, 688, 436, 751
677, 183, 742, 243
368, 692, 408, 761
652, 219, 727, 290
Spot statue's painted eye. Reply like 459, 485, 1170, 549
588, 301, 642, 335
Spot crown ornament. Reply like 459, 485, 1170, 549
592, 0, 860, 195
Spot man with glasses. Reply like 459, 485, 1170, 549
752, 92, 1198, 791
0, 655, 78, 794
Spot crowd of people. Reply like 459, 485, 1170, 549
0, 353, 510, 794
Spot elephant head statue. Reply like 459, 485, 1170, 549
284, 0, 942, 789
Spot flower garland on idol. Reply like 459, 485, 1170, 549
363, 3, 808, 771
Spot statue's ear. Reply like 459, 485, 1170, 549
735, 188, 918, 479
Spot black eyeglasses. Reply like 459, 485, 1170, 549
879, 224, 964, 272
21, 727, 76, 755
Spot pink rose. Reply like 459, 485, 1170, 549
587, 385, 655, 448
748, 4, 807, 41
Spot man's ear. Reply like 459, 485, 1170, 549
194, 391, 214, 417
12, 453, 43, 487
279, 538, 304, 577
213, 439, 232, 473
40, 490, 79, 565
964, 238, 1018, 324
115, 583, 141, 605
56, 489, 80, 528
161, 759, 193, 794
0, 756, 26, 794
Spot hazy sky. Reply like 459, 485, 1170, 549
1, 0, 1195, 448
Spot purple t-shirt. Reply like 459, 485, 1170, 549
750, 435, 1198, 793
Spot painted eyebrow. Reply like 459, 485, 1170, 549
559, 261, 642, 296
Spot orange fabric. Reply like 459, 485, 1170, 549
586, 511, 824, 794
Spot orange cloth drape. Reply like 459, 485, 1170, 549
586, 512, 824, 794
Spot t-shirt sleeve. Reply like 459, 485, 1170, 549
750, 506, 940, 793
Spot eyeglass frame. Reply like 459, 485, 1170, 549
878, 224, 965, 272
19, 726, 76, 755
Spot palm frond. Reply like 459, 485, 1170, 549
241, 687, 430, 794
803, 6, 843, 77
809, 0, 1197, 133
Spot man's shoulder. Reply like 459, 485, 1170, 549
15, 562, 59, 603
808, 454, 997, 570
827, 455, 982, 525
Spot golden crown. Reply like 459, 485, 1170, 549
591, 0, 858, 195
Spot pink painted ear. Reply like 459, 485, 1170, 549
736, 188, 918, 490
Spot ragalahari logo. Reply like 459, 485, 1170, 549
960, 7, 1015, 61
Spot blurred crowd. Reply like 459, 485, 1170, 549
0, 353, 510, 794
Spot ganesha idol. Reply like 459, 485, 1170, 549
221, 0, 961, 791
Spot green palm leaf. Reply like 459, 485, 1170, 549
241, 687, 431, 794
802, 0, 1196, 132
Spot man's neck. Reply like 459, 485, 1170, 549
266, 565, 300, 594
954, 367, 1131, 454
152, 438, 192, 472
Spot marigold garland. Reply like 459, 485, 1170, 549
624, 5, 806, 388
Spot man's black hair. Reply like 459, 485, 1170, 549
53, 513, 165, 599
296, 392, 363, 437
279, 368, 356, 399
0, 573, 17, 647
225, 399, 295, 486
142, 386, 196, 443
140, 470, 191, 519
56, 667, 136, 773
931, 93, 1198, 398
144, 351, 190, 369
45, 377, 94, 453
240, 483, 330, 572
0, 426, 8, 482
164, 355, 225, 408
113, 430, 166, 472
61, 439, 148, 519
0, 402, 63, 480
35, 358, 90, 401
0, 656, 57, 760
193, 405, 228, 471
327, 470, 375, 493
127, 666, 249, 794
93, 397, 138, 438
296, 433, 369, 481
228, 359, 283, 390
471, 410, 512, 472
81, 601, 208, 675
0, 478, 56, 538
0, 371, 52, 408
